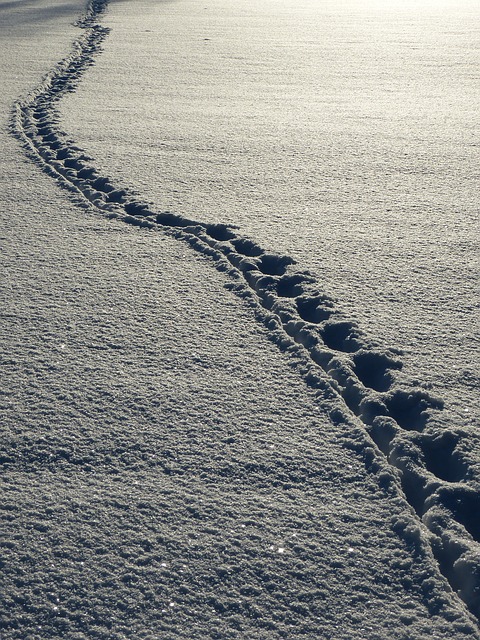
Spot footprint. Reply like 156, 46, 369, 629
258, 253, 295, 276
419, 431, 468, 483
64, 157, 85, 170
320, 321, 362, 353
77, 166, 98, 179
106, 189, 128, 204
384, 389, 443, 431
296, 294, 334, 324
230, 237, 263, 257
205, 223, 237, 241
124, 201, 152, 217
155, 212, 195, 227
43, 132, 58, 144
92, 176, 115, 193
276, 273, 315, 298
352, 350, 402, 392
56, 148, 72, 160
436, 486, 480, 542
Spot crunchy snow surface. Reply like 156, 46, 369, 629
61, 0, 480, 430
1, 0, 479, 638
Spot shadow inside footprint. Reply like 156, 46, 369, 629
125, 201, 151, 217
91, 177, 114, 193
231, 238, 263, 257
437, 487, 480, 541
419, 431, 468, 483
205, 223, 237, 241
352, 350, 402, 392
56, 147, 72, 160
320, 321, 362, 353
385, 389, 443, 431
276, 273, 315, 298
258, 254, 295, 276
107, 189, 128, 204
156, 212, 196, 227
296, 295, 334, 324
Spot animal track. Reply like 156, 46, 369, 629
385, 389, 444, 432
10, 0, 480, 623
436, 486, 480, 541
276, 273, 316, 298
231, 238, 263, 257
260, 253, 295, 276
419, 431, 468, 483
296, 294, 335, 323
352, 350, 401, 392
320, 320, 362, 353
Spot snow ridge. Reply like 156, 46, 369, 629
10, 0, 480, 624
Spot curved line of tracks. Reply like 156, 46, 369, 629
10, 0, 480, 625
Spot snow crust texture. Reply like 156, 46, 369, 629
9, 0, 480, 628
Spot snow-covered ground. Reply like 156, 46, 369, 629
61, 0, 480, 428
1, 0, 479, 638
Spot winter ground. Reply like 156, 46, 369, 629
1, 0, 479, 638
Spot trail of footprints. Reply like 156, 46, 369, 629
11, 0, 479, 622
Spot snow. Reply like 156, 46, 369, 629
1, 0, 479, 638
